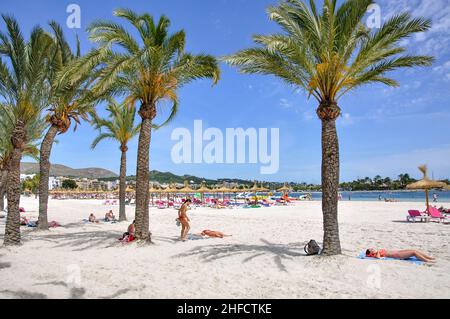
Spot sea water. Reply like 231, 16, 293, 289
288, 190, 450, 202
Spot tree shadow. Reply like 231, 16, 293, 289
172, 239, 308, 272
34, 281, 136, 299
0, 254, 11, 269
0, 289, 47, 299
392, 220, 427, 224
34, 281, 86, 299
31, 231, 124, 251
152, 235, 179, 244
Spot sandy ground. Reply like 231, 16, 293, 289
0, 197, 449, 299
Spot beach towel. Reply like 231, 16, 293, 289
26, 221, 37, 228
187, 234, 209, 241
357, 251, 423, 265
49, 221, 61, 228
119, 234, 135, 243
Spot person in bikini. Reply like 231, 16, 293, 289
200, 230, 231, 238
366, 248, 435, 263
177, 199, 191, 241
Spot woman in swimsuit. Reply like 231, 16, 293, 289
177, 199, 191, 241
366, 248, 435, 263
200, 230, 231, 238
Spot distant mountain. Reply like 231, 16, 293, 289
20, 162, 118, 179
20, 162, 261, 186
100, 171, 255, 186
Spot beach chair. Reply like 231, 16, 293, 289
407, 210, 430, 223
428, 207, 449, 223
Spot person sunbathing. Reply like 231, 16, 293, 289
105, 210, 116, 222
200, 230, 231, 238
119, 220, 135, 242
366, 248, 435, 263
20, 216, 29, 226
88, 213, 99, 223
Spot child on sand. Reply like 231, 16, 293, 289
366, 248, 435, 263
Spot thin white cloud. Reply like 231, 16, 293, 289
279, 98, 293, 109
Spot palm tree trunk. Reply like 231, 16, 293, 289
4, 146, 24, 245
119, 145, 128, 222
134, 106, 155, 242
318, 103, 342, 256
0, 169, 8, 211
38, 125, 59, 230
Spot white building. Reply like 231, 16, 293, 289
20, 174, 36, 182
48, 176, 62, 190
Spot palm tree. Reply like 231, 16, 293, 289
66, 9, 220, 241
37, 22, 92, 230
0, 105, 43, 212
0, 15, 52, 245
225, 0, 433, 255
91, 99, 140, 222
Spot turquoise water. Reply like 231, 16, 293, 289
288, 190, 450, 202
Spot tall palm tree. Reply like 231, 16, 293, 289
225, 0, 434, 255
37, 22, 92, 230
91, 99, 140, 222
65, 9, 220, 241
0, 15, 52, 245
0, 105, 43, 211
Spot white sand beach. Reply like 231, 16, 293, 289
1, 197, 449, 299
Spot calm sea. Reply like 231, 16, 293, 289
288, 190, 450, 202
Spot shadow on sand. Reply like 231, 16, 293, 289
29, 230, 123, 251
173, 239, 309, 272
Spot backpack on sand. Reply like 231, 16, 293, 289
304, 240, 321, 256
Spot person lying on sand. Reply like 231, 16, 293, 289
200, 230, 232, 238
105, 210, 116, 222
366, 248, 435, 263
20, 216, 29, 226
177, 199, 191, 242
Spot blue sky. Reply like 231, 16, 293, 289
1, 0, 449, 183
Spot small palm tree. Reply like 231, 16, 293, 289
91, 99, 140, 221
0, 15, 53, 245
67, 9, 220, 241
37, 22, 93, 230
225, 0, 434, 255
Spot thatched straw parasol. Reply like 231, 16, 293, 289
215, 184, 233, 201
197, 182, 211, 193
249, 182, 261, 192
195, 182, 211, 203
149, 185, 162, 194
278, 183, 291, 193
179, 181, 195, 194
125, 186, 134, 193
406, 165, 447, 211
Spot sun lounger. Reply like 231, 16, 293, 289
407, 210, 430, 223
428, 207, 449, 223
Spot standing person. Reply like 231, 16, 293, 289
433, 193, 438, 203
177, 199, 191, 242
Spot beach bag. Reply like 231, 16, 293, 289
304, 240, 321, 256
